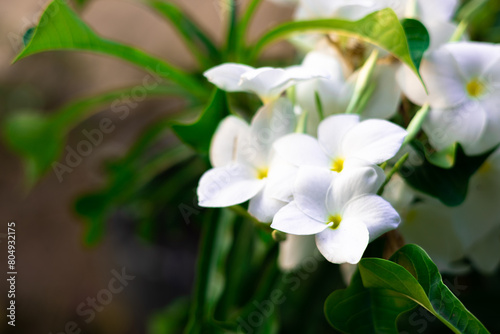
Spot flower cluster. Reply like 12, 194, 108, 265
197, 81, 407, 264
197, 0, 500, 272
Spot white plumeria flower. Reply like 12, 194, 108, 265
273, 114, 407, 175
294, 0, 458, 22
398, 42, 500, 155
197, 98, 296, 222
204, 63, 327, 104
278, 235, 319, 271
271, 165, 400, 264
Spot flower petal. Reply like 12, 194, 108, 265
469, 95, 500, 155
398, 46, 468, 109
416, 0, 459, 22
238, 98, 296, 167
240, 67, 325, 102
210, 116, 250, 168
342, 194, 401, 241
326, 165, 386, 214
316, 219, 369, 264
422, 101, 487, 154
423, 20, 458, 53
361, 63, 402, 120
278, 235, 318, 272
318, 114, 360, 158
341, 119, 407, 164
294, 166, 335, 222
197, 163, 264, 207
271, 201, 329, 235
248, 187, 287, 223
266, 155, 299, 202
273, 133, 330, 167
446, 42, 500, 79
204, 63, 254, 92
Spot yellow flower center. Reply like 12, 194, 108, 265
478, 161, 492, 175
328, 214, 342, 230
405, 209, 417, 225
256, 167, 268, 180
466, 79, 486, 98
331, 158, 345, 173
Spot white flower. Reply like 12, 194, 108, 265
273, 114, 407, 174
271, 165, 400, 264
295, 0, 388, 21
398, 42, 500, 155
197, 98, 296, 222
203, 63, 327, 104
294, 0, 458, 22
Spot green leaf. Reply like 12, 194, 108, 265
146, 0, 220, 68
184, 209, 236, 334
401, 142, 496, 206
401, 19, 430, 71
359, 245, 490, 334
325, 271, 416, 334
225, 0, 239, 60
1, 86, 187, 186
172, 89, 230, 154
249, 9, 425, 86
425, 143, 458, 169
325, 245, 490, 334
13, 0, 209, 100
237, 0, 264, 57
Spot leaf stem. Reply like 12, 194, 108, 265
377, 153, 410, 196
346, 49, 379, 114
237, 0, 263, 61
450, 20, 468, 42
402, 104, 430, 147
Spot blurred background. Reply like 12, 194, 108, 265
0, 0, 293, 333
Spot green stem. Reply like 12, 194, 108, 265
229, 205, 260, 225
225, 0, 240, 61
450, 20, 468, 42
402, 104, 430, 147
346, 49, 379, 114
377, 153, 409, 196
237, 0, 263, 61
184, 209, 236, 334
314, 91, 325, 121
